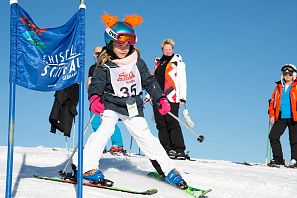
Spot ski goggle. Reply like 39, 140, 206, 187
283, 71, 293, 76
106, 27, 137, 45
116, 33, 136, 45
281, 64, 296, 72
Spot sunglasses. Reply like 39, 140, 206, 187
283, 71, 293, 76
116, 33, 136, 45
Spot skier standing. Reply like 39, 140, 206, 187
268, 64, 297, 168
145, 38, 188, 160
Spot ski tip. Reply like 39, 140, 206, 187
199, 189, 212, 198
205, 188, 212, 193
185, 186, 212, 198
144, 188, 158, 195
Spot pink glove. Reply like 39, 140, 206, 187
157, 95, 171, 115
89, 95, 104, 114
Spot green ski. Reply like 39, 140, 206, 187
147, 171, 212, 198
33, 175, 158, 196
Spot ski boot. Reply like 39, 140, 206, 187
58, 164, 77, 181
83, 169, 114, 187
267, 159, 285, 168
175, 152, 187, 160
288, 159, 297, 168
83, 169, 104, 181
109, 145, 125, 156
165, 168, 188, 190
167, 150, 189, 160
167, 150, 177, 159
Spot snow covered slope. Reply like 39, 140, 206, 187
0, 146, 296, 198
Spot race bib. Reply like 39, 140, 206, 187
107, 64, 142, 98
126, 97, 138, 117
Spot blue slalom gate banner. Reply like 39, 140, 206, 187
10, 3, 85, 91
7, 2, 86, 198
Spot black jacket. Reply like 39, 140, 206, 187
88, 58, 163, 117
49, 83, 79, 137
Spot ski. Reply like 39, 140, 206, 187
233, 161, 270, 167
185, 158, 196, 162
33, 175, 158, 195
147, 172, 212, 198
233, 161, 253, 166
184, 186, 212, 198
267, 164, 282, 168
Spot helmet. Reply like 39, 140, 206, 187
104, 22, 137, 45
281, 64, 297, 81
281, 64, 297, 72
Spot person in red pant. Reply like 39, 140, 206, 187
268, 64, 297, 168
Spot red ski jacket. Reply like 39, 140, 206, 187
268, 80, 297, 121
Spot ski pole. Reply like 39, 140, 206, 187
129, 136, 133, 154
167, 111, 205, 143
265, 122, 273, 164
72, 118, 76, 150
59, 114, 95, 176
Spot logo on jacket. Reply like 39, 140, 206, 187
117, 71, 136, 84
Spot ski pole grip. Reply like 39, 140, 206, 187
197, 135, 205, 143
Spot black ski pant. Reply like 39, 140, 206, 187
150, 159, 164, 177
269, 118, 297, 162
153, 102, 186, 153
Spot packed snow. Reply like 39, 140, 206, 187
0, 146, 296, 198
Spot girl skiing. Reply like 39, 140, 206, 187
83, 13, 188, 189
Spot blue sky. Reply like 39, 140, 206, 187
1, 0, 297, 164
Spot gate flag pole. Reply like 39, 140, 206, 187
5, 1, 18, 197
77, 1, 86, 197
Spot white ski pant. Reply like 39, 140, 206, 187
83, 110, 175, 174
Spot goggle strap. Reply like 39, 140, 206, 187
106, 27, 118, 40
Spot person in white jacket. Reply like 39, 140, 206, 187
145, 38, 188, 160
